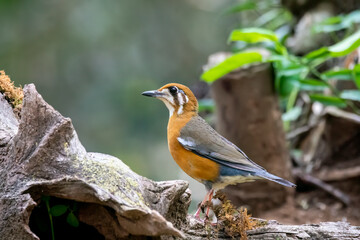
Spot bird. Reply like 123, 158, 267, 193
142, 83, 296, 219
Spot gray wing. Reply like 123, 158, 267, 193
178, 116, 265, 173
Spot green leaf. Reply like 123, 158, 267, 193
313, 10, 360, 33
283, 86, 299, 131
286, 84, 299, 111
340, 90, 360, 101
273, 62, 309, 96
50, 205, 68, 217
277, 66, 308, 77
299, 79, 329, 91
322, 69, 353, 80
309, 94, 347, 107
307, 30, 360, 59
66, 212, 79, 227
328, 30, 360, 56
277, 76, 299, 97
305, 47, 330, 60
229, 28, 278, 43
282, 106, 302, 121
321, 15, 343, 25
201, 52, 262, 83
353, 64, 360, 90
313, 16, 344, 33
313, 24, 344, 33
342, 10, 360, 27
254, 9, 282, 27
225, 1, 256, 14
229, 28, 287, 55
306, 30, 360, 59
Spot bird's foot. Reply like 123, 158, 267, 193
193, 201, 217, 224
204, 217, 217, 226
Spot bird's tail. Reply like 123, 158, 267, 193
258, 171, 296, 188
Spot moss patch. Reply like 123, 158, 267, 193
0, 70, 23, 109
214, 192, 265, 240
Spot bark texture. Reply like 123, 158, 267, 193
0, 84, 189, 240
1, 84, 359, 240
185, 219, 360, 240
209, 55, 293, 215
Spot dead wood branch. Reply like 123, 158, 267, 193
293, 169, 351, 206
314, 165, 360, 182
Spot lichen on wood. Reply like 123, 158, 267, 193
0, 84, 187, 239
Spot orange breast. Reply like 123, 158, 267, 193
167, 113, 219, 182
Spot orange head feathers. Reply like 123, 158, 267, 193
142, 83, 198, 117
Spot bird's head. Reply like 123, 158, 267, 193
142, 83, 198, 117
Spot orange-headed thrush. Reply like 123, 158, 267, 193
142, 83, 296, 218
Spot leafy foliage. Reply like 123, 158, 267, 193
201, 52, 262, 83
309, 94, 347, 108
340, 90, 360, 101
201, 9, 360, 129
66, 212, 80, 227
37, 196, 80, 240
50, 205, 68, 217
313, 10, 360, 33
229, 28, 287, 54
224, 0, 292, 31
305, 30, 360, 60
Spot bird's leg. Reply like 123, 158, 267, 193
205, 189, 214, 217
194, 193, 208, 219
194, 189, 214, 220
194, 191, 210, 219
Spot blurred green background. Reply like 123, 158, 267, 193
0, 0, 238, 205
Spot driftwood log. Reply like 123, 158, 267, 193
0, 84, 188, 239
1, 84, 359, 239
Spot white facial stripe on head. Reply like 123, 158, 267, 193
177, 92, 184, 105
160, 88, 175, 105
162, 100, 174, 117
176, 90, 188, 115
177, 105, 183, 115
159, 88, 175, 117
158, 87, 188, 116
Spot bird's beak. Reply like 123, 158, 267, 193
141, 90, 164, 98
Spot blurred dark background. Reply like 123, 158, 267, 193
2, 0, 360, 225
0, 0, 239, 204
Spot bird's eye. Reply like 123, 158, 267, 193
169, 86, 178, 94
